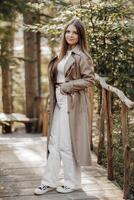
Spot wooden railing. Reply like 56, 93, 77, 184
94, 73, 134, 200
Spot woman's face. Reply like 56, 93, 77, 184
65, 24, 79, 48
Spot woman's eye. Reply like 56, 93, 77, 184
66, 30, 78, 34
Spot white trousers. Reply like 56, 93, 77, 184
41, 87, 81, 189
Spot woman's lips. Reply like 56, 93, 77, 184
67, 38, 74, 42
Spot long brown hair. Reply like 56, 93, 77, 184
51, 18, 88, 82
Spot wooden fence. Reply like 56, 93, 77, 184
94, 73, 134, 200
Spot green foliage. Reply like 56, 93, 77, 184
0, 0, 31, 38
0, 0, 30, 20
29, 0, 134, 99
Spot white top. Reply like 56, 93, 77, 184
56, 50, 72, 83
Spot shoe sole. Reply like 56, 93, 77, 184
34, 188, 55, 195
56, 190, 74, 193
56, 188, 81, 194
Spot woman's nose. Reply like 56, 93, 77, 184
69, 32, 73, 37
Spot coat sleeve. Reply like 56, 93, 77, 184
60, 55, 95, 94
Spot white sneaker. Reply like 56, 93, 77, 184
34, 184, 55, 195
56, 185, 79, 193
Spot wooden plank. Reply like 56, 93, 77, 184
0, 134, 123, 200
0, 113, 11, 122
0, 113, 37, 123
0, 193, 100, 200
85, 189, 123, 199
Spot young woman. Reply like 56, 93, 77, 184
34, 18, 95, 195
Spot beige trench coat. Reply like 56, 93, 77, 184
47, 45, 95, 166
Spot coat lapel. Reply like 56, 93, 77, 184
64, 44, 81, 75
64, 54, 75, 75
48, 45, 81, 77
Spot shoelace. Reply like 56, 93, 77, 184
39, 185, 48, 190
63, 186, 70, 190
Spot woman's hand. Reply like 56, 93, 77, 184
60, 84, 67, 95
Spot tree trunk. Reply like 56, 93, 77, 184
37, 31, 41, 96
23, 2, 40, 133
1, 27, 14, 133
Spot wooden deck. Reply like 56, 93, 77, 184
0, 132, 123, 200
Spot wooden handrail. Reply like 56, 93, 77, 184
95, 73, 134, 200
95, 73, 134, 108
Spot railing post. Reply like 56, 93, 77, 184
121, 103, 128, 147
97, 88, 106, 164
42, 95, 50, 136
121, 103, 130, 199
123, 145, 131, 200
105, 90, 114, 180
